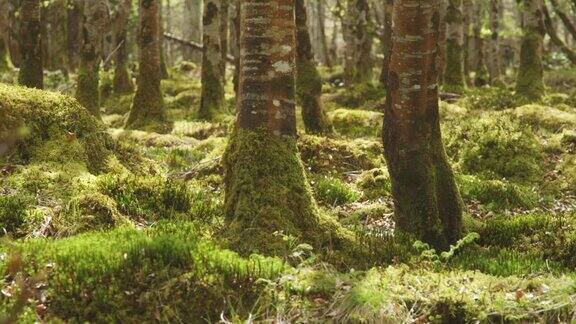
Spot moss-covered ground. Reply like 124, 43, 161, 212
1, 65, 575, 322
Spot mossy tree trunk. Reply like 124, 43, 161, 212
344, 0, 373, 85
438, 0, 447, 84
488, 0, 502, 83
112, 0, 134, 95
198, 0, 224, 120
18, 0, 43, 89
444, 0, 465, 92
296, 0, 333, 135
549, 0, 576, 41
317, 0, 332, 68
126, 0, 166, 130
76, 0, 109, 117
223, 0, 345, 255
516, 0, 545, 101
219, 0, 229, 77
379, 0, 393, 86
462, 0, 471, 85
0, 0, 11, 70
543, 4, 576, 64
383, 0, 464, 250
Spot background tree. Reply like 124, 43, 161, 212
344, 0, 373, 85
126, 0, 166, 129
18, 0, 43, 89
112, 0, 134, 94
76, 0, 110, 117
0, 0, 12, 70
66, 0, 82, 71
444, 0, 465, 91
472, 0, 489, 86
379, 0, 393, 86
383, 0, 463, 250
223, 0, 345, 254
516, 0, 545, 100
296, 0, 333, 135
198, 0, 224, 120
488, 0, 502, 83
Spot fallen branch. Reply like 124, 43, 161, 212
163, 33, 236, 63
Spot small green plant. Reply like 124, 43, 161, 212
413, 232, 480, 266
312, 176, 360, 206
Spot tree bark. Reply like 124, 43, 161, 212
0, 0, 11, 70
296, 0, 333, 135
126, 0, 166, 130
66, 0, 81, 71
18, 0, 43, 89
516, 0, 545, 100
220, 0, 229, 77
159, 0, 169, 79
344, 0, 373, 85
184, 0, 203, 63
488, 0, 502, 83
383, 0, 463, 250
317, 0, 332, 68
379, 0, 393, 86
198, 0, 225, 120
223, 0, 345, 255
444, 0, 465, 91
112, 0, 134, 94
76, 0, 109, 117
473, 0, 488, 86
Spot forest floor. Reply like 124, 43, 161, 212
1, 64, 576, 322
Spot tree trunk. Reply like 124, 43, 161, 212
198, 0, 224, 120
76, 0, 109, 117
488, 0, 502, 83
383, 0, 463, 250
473, 0, 488, 86
444, 0, 465, 91
438, 0, 447, 84
317, 0, 332, 68
220, 0, 229, 77
184, 0, 202, 63
159, 0, 169, 79
296, 0, 333, 135
126, 0, 166, 130
516, 0, 545, 100
18, 0, 43, 89
379, 0, 393, 86
462, 0, 471, 85
112, 0, 134, 94
0, 0, 11, 70
345, 0, 373, 85
66, 0, 81, 71
223, 0, 346, 255
231, 0, 240, 95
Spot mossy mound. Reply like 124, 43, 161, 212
0, 84, 114, 173
544, 67, 576, 92
457, 174, 539, 211
311, 175, 360, 206
298, 135, 382, 174
101, 94, 134, 115
326, 83, 386, 109
0, 223, 286, 322
513, 104, 576, 132
459, 87, 524, 111
355, 168, 391, 200
444, 112, 544, 182
328, 108, 383, 138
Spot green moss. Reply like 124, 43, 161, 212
355, 168, 391, 200
298, 135, 382, 174
222, 128, 353, 256
443, 39, 466, 93
101, 93, 134, 115
439, 101, 468, 120
76, 63, 101, 117
513, 104, 576, 132
0, 83, 115, 173
0, 223, 287, 322
544, 67, 576, 92
166, 89, 200, 111
328, 108, 383, 138
459, 86, 524, 111
444, 112, 544, 182
312, 175, 360, 206
457, 174, 539, 211
296, 58, 333, 135
327, 83, 386, 110
0, 194, 34, 237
